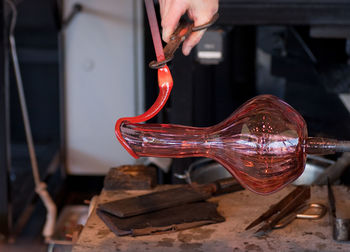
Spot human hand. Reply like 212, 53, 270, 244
159, 0, 219, 56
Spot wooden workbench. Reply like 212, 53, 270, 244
73, 185, 350, 252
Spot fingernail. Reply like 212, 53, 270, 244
162, 29, 170, 42
183, 46, 192, 56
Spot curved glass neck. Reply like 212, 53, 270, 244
121, 122, 210, 158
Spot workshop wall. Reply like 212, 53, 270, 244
63, 0, 144, 175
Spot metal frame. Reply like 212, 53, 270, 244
219, 0, 350, 25
0, 0, 11, 241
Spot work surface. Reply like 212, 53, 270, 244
73, 185, 350, 252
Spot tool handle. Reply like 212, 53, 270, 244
274, 203, 327, 229
263, 187, 311, 231
193, 178, 243, 196
213, 177, 243, 195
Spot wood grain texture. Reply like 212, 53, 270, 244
104, 165, 157, 190
73, 186, 350, 252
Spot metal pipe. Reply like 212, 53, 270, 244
6, 0, 56, 239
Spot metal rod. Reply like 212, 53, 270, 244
6, 0, 56, 239
62, 3, 83, 29
306, 137, 350, 155
144, 0, 165, 62
289, 27, 317, 65
6, 0, 41, 187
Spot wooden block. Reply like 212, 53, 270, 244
104, 165, 157, 190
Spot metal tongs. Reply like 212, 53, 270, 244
245, 186, 327, 236
149, 13, 219, 69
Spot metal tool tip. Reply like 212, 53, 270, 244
254, 229, 267, 237
245, 224, 254, 231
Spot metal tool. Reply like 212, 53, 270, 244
273, 203, 327, 229
99, 177, 242, 218
327, 179, 350, 241
145, 0, 165, 62
245, 186, 327, 236
149, 13, 219, 69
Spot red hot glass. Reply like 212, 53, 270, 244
119, 95, 350, 195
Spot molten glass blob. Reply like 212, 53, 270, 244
119, 95, 350, 195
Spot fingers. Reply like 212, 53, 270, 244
159, 0, 219, 55
159, 0, 189, 42
182, 0, 219, 55
182, 29, 206, 56
182, 12, 212, 56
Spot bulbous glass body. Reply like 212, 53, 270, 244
121, 95, 308, 195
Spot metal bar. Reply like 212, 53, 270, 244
218, 2, 350, 25
7, 0, 57, 238
7, 0, 41, 190
289, 27, 318, 65
62, 3, 82, 28
56, 0, 68, 177
0, 0, 11, 241
144, 0, 165, 62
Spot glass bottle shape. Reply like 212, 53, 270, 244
120, 95, 350, 195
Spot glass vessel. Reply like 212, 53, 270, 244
119, 95, 350, 195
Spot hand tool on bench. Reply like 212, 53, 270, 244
327, 179, 350, 241
98, 178, 242, 218
245, 186, 326, 236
